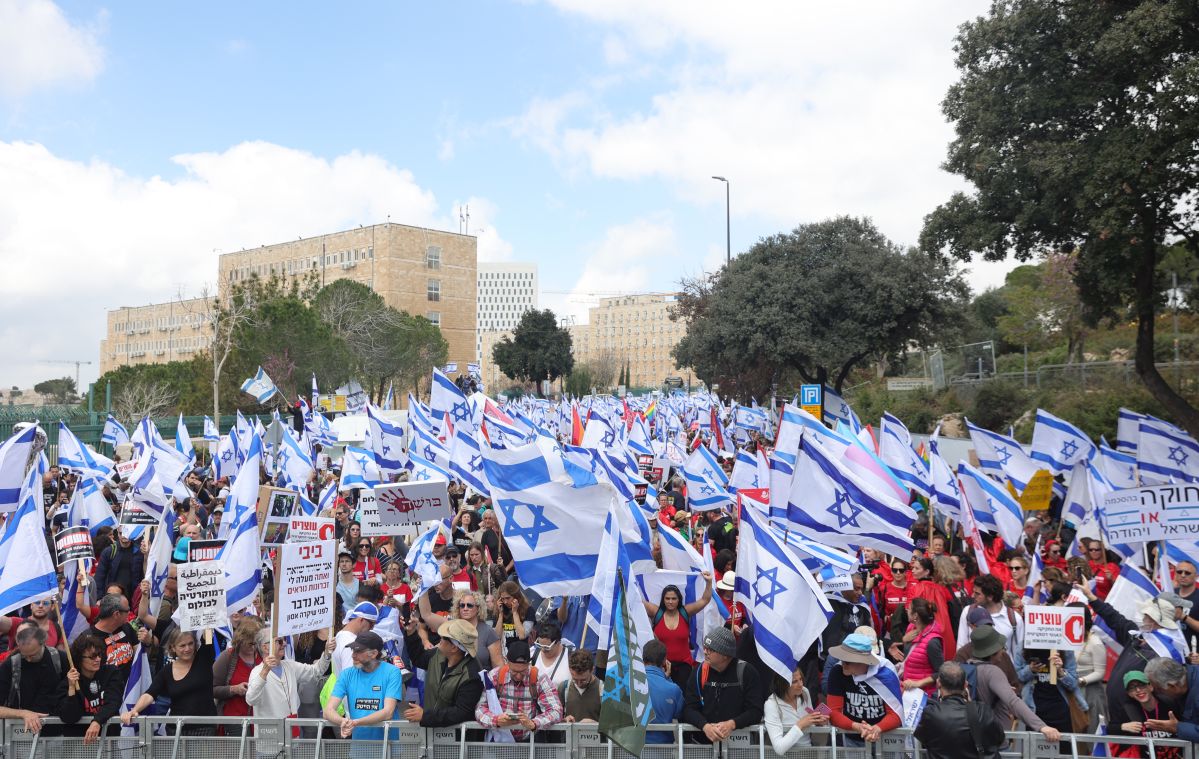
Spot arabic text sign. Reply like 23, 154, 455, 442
1102, 484, 1199, 543
374, 480, 451, 528
277, 540, 336, 636
177, 560, 227, 632
1023, 605, 1085, 651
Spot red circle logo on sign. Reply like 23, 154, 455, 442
318, 523, 336, 541
1064, 614, 1085, 645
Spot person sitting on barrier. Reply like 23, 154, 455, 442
401, 618, 483, 727
323, 631, 405, 746
1141, 657, 1199, 745
57, 633, 124, 744
962, 626, 1059, 742
643, 640, 683, 744
913, 661, 1006, 759
246, 628, 334, 720
475, 638, 564, 741
120, 628, 217, 735
681, 626, 763, 744
825, 632, 900, 745
764, 663, 826, 755
333, 602, 379, 675
558, 649, 600, 724
0, 621, 69, 733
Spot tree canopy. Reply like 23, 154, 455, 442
672, 216, 968, 396
33, 377, 76, 404
492, 309, 574, 385
920, 0, 1199, 434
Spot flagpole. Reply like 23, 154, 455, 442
52, 597, 77, 696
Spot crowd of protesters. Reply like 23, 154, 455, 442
5, 416, 1199, 759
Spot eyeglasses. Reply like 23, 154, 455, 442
358, 545, 371, 550
1088, 548, 1103, 553
1008, 565, 1027, 571
1178, 570, 1195, 576
891, 567, 907, 573
458, 602, 477, 609
82, 652, 102, 660
1128, 682, 1150, 692
1048, 550, 1060, 555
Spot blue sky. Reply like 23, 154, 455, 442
0, 0, 1010, 388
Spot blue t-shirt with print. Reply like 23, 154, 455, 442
331, 661, 404, 742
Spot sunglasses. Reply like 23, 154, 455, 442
1088, 548, 1103, 553
891, 567, 907, 573
358, 545, 371, 550
458, 602, 477, 609
1008, 565, 1027, 570
1178, 570, 1195, 576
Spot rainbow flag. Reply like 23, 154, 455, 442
645, 399, 657, 421
571, 402, 586, 446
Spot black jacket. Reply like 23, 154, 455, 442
56, 664, 124, 734
1090, 598, 1167, 736
95, 542, 144, 597
681, 658, 763, 737
913, 694, 1005, 759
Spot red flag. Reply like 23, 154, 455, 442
571, 402, 586, 446
711, 407, 725, 451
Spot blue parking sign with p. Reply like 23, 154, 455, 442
800, 384, 822, 406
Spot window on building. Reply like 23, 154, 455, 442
426, 246, 441, 269
427, 311, 441, 327
427, 279, 441, 302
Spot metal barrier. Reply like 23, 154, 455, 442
0, 717, 1195, 759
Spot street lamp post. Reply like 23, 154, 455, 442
712, 176, 730, 265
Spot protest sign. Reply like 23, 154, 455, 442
358, 489, 387, 537
276, 540, 336, 636
258, 487, 299, 545
187, 539, 225, 562
1103, 484, 1199, 543
119, 502, 160, 526
1019, 470, 1055, 512
177, 560, 227, 632
115, 460, 138, 481
55, 526, 94, 566
821, 575, 855, 593
374, 480, 451, 528
1023, 605, 1085, 651
288, 516, 335, 543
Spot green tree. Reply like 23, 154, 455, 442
921, 0, 1199, 434
94, 355, 213, 420
33, 377, 76, 404
997, 251, 1089, 362
673, 216, 968, 395
492, 309, 574, 386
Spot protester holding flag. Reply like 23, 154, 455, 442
57, 633, 124, 743
474, 639, 563, 741
644, 576, 713, 690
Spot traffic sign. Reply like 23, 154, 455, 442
800, 384, 823, 421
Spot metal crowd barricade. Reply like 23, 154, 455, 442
0, 718, 1196, 759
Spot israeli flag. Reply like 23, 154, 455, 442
119, 645, 153, 738
1138, 417, 1199, 485
786, 440, 915, 558
481, 436, 617, 596
277, 427, 315, 490
449, 428, 491, 497
928, 431, 962, 520
965, 419, 1039, 491
382, 382, 395, 411
735, 504, 833, 679
0, 467, 59, 614
212, 435, 240, 481
311, 373, 320, 412
216, 432, 264, 613
728, 448, 763, 491
580, 412, 620, 451
821, 385, 858, 431
0, 425, 37, 513
365, 404, 407, 476
430, 368, 472, 434
1031, 409, 1097, 477
202, 416, 219, 443
144, 522, 175, 614
175, 414, 195, 462
406, 456, 453, 482
67, 475, 117, 535
405, 520, 451, 599
338, 446, 382, 491
683, 444, 728, 488
957, 462, 1023, 548
126, 453, 169, 525
1117, 408, 1147, 455
57, 422, 114, 478
241, 366, 279, 404
102, 415, 131, 447
683, 468, 734, 512
60, 559, 92, 642
879, 413, 931, 498
771, 524, 860, 574
131, 418, 191, 488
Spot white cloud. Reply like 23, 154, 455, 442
0, 140, 512, 387
527, 1, 999, 269
0, 0, 105, 99
542, 215, 677, 324
459, 196, 513, 262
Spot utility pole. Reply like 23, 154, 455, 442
712, 176, 730, 264
1173, 271, 1181, 384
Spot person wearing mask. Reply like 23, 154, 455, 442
963, 626, 1060, 743
57, 633, 127, 743
401, 619, 484, 728
333, 602, 379, 675
763, 664, 826, 755
557, 650, 601, 724
323, 632, 404, 744
896, 598, 943, 696
95, 533, 143, 601
120, 629, 217, 735
0, 622, 69, 733
825, 633, 900, 746
682, 627, 763, 744
643, 640, 683, 744
645, 577, 713, 690
475, 639, 564, 742
913, 662, 1006, 759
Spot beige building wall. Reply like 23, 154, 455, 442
478, 330, 520, 391
99, 297, 214, 375
582, 294, 691, 388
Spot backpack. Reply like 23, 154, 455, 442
959, 661, 979, 701
694, 660, 747, 709
945, 585, 969, 631
8, 647, 63, 709
496, 664, 538, 686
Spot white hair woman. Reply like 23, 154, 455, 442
245, 628, 335, 753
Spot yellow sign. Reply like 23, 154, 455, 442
1018, 470, 1055, 512
318, 394, 347, 413
801, 404, 823, 422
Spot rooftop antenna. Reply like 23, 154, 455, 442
459, 204, 470, 235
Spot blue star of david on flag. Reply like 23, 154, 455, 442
750, 475, 759, 487
753, 566, 786, 609
1169, 445, 1189, 467
699, 484, 716, 496
601, 430, 616, 447
1060, 440, 1079, 459
423, 445, 436, 463
497, 498, 558, 551
826, 490, 862, 529
414, 469, 430, 481
451, 402, 470, 423
469, 454, 483, 473
221, 450, 233, 462
995, 445, 1012, 466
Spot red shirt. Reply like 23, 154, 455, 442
653, 613, 695, 666
382, 582, 412, 606
353, 557, 383, 583
877, 580, 910, 627
1089, 560, 1120, 599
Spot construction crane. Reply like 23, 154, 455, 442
38, 359, 93, 391
541, 289, 677, 304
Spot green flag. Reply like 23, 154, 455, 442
599, 569, 651, 756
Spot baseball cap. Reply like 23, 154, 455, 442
506, 639, 531, 664
349, 631, 385, 653
966, 606, 994, 627
1124, 670, 1150, 688
345, 602, 379, 623
434, 534, 448, 545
